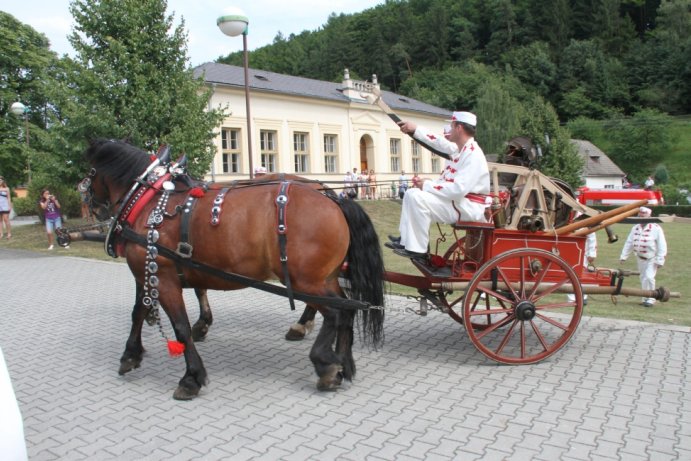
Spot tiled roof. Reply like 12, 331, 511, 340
571, 139, 625, 177
194, 62, 449, 118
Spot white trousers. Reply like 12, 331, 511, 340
399, 188, 485, 253
637, 257, 658, 304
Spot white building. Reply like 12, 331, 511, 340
571, 139, 626, 189
194, 64, 450, 184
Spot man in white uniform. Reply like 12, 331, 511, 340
619, 206, 667, 307
568, 230, 597, 305
387, 111, 490, 259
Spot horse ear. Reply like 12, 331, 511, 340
176, 154, 188, 168
157, 145, 171, 164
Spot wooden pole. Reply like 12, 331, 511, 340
571, 208, 639, 236
552, 199, 647, 236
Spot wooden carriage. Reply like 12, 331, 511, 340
384, 163, 677, 365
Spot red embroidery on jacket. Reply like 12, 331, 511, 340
433, 185, 443, 190
427, 134, 437, 140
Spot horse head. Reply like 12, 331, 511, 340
81, 139, 153, 221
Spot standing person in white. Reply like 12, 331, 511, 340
568, 231, 597, 305
388, 111, 490, 259
619, 206, 667, 307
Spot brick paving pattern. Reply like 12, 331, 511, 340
1, 248, 690, 460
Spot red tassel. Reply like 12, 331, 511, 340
189, 187, 205, 198
149, 154, 157, 162
167, 340, 185, 357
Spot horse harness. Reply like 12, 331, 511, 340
85, 157, 362, 311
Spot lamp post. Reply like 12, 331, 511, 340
10, 101, 31, 184
217, 8, 254, 179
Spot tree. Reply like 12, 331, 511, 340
50, 0, 224, 179
605, 109, 674, 181
0, 12, 57, 187
475, 78, 524, 155
520, 96, 584, 188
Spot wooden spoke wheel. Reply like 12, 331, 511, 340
442, 237, 507, 331
462, 248, 583, 364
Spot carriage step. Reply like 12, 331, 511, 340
411, 260, 454, 279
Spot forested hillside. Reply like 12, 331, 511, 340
219, 0, 690, 187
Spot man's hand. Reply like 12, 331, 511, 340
397, 121, 416, 135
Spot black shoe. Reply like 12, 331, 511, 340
388, 235, 401, 244
385, 241, 404, 250
394, 248, 428, 260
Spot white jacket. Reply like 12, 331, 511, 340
620, 223, 667, 266
412, 128, 490, 202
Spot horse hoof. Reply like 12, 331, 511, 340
285, 324, 306, 341
192, 324, 209, 342
316, 365, 343, 391
173, 385, 200, 401
118, 358, 141, 375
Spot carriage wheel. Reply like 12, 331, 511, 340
442, 237, 506, 330
462, 248, 583, 364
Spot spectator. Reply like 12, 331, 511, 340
412, 173, 422, 189
568, 227, 597, 305
367, 169, 377, 200
0, 177, 11, 239
77, 181, 94, 224
398, 171, 408, 199
619, 206, 667, 307
644, 175, 655, 190
39, 188, 68, 250
343, 170, 356, 199
254, 166, 267, 177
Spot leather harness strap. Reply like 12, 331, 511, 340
119, 227, 372, 312
210, 186, 232, 226
175, 194, 198, 287
276, 180, 296, 310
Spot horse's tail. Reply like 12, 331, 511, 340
337, 198, 385, 348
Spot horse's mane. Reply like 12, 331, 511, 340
84, 139, 152, 188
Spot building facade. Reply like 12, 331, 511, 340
194, 64, 450, 187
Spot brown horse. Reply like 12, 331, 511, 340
83, 139, 385, 400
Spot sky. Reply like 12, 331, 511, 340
2, 0, 385, 66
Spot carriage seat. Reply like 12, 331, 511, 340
451, 220, 495, 230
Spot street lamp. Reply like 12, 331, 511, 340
10, 101, 31, 184
217, 8, 254, 179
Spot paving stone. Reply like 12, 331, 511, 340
3, 249, 691, 460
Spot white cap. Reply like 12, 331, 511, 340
639, 206, 652, 217
254, 166, 267, 174
446, 111, 477, 127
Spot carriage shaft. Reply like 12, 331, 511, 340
432, 281, 680, 301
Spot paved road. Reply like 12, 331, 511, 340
1, 248, 690, 460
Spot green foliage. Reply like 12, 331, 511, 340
49, 0, 225, 179
654, 164, 670, 184
658, 184, 688, 205
567, 116, 604, 141
11, 197, 37, 217
0, 12, 57, 187
605, 109, 674, 181
25, 172, 80, 218
475, 78, 523, 155
520, 95, 584, 187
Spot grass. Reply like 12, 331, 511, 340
4, 204, 689, 326
358, 200, 691, 327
